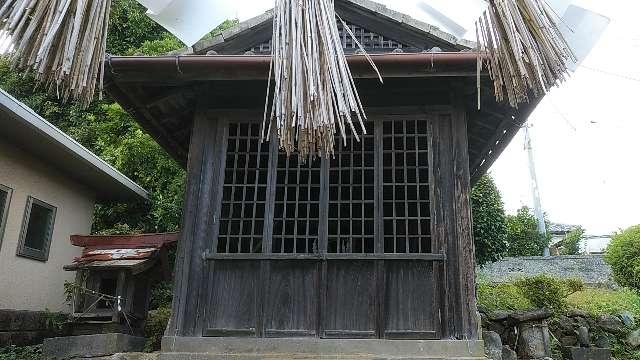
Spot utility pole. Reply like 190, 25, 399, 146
524, 124, 550, 257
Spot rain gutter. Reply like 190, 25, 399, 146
105, 52, 486, 82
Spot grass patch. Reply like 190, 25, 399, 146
567, 288, 640, 318
0, 345, 42, 360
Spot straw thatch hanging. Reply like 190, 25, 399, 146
264, 0, 381, 159
0, 0, 111, 107
477, 0, 576, 108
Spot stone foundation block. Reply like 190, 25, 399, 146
160, 337, 488, 359
563, 346, 611, 360
43, 333, 146, 359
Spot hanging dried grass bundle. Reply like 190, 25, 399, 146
477, 0, 576, 108
264, 0, 380, 159
0, 0, 111, 107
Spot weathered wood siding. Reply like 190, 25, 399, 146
169, 105, 477, 340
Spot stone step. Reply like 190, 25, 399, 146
160, 337, 488, 360
159, 354, 487, 360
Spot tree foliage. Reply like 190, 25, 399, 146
605, 225, 640, 291
471, 175, 508, 265
107, 0, 169, 55
560, 226, 585, 255
505, 206, 550, 257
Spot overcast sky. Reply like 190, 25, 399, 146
224, 0, 639, 235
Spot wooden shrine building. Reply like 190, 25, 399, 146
105, 0, 540, 357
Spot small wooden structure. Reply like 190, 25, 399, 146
103, 0, 543, 356
64, 233, 178, 334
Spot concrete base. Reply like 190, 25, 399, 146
160, 336, 487, 359
43, 333, 146, 359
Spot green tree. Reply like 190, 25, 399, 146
506, 206, 550, 257
471, 175, 508, 265
125, 18, 239, 56
605, 225, 640, 291
560, 226, 585, 255
107, 0, 169, 55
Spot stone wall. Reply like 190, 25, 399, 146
0, 309, 69, 347
481, 308, 632, 360
477, 255, 615, 287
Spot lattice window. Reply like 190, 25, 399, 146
382, 119, 431, 254
218, 123, 269, 253
338, 22, 404, 50
215, 118, 433, 256
328, 121, 375, 253
271, 154, 321, 254
247, 20, 409, 54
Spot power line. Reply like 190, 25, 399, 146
580, 64, 640, 83
548, 98, 577, 132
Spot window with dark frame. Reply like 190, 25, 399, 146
216, 118, 432, 256
17, 196, 56, 261
0, 184, 12, 250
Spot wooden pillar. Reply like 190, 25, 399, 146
167, 107, 220, 337
429, 108, 478, 340
113, 270, 127, 322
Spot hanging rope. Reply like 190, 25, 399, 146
477, 0, 576, 108
68, 282, 136, 334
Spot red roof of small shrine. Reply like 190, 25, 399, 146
70, 232, 178, 264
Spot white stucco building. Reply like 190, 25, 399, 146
0, 89, 147, 312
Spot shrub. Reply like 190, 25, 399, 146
514, 275, 584, 312
0, 345, 42, 360
564, 277, 586, 294
42, 309, 68, 331
144, 307, 171, 352
471, 175, 508, 266
605, 225, 640, 291
506, 207, 550, 257
567, 288, 640, 318
149, 281, 173, 310
560, 227, 585, 255
477, 281, 532, 312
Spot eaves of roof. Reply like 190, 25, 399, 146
0, 89, 149, 201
